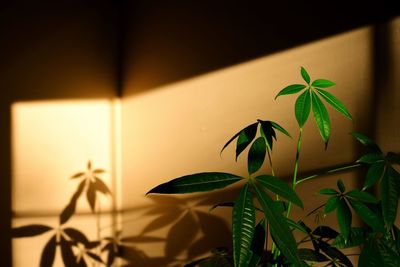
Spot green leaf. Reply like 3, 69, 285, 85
40, 235, 57, 267
324, 196, 340, 213
319, 188, 339, 195
259, 120, 275, 149
359, 239, 384, 267
311, 91, 331, 144
253, 183, 302, 266
220, 122, 258, 157
348, 199, 384, 232
332, 227, 367, 248
147, 172, 243, 194
357, 153, 384, 164
364, 161, 386, 189
233, 184, 256, 267
301, 67, 311, 84
386, 152, 400, 165
346, 189, 377, 203
271, 121, 291, 138
275, 84, 307, 99
312, 79, 336, 88
12, 224, 53, 238
255, 175, 303, 208
248, 137, 267, 175
295, 90, 311, 128
317, 240, 353, 267
315, 89, 351, 119
312, 226, 339, 239
351, 132, 382, 153
298, 248, 329, 262
337, 180, 345, 193
248, 219, 266, 267
287, 219, 309, 234
336, 199, 352, 240
377, 238, 400, 267
381, 167, 400, 229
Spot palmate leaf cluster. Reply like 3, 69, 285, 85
148, 67, 400, 267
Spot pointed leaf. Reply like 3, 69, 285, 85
259, 120, 275, 149
60, 236, 77, 266
60, 198, 78, 225
312, 79, 336, 88
381, 167, 400, 229
316, 89, 351, 119
348, 199, 384, 232
317, 240, 353, 267
311, 91, 331, 144
40, 235, 57, 267
364, 161, 385, 189
271, 121, 291, 138
233, 184, 256, 267
332, 227, 367, 248
336, 199, 352, 240
12, 224, 53, 238
357, 153, 384, 164
351, 132, 381, 153
93, 169, 106, 174
94, 177, 111, 195
253, 183, 302, 266
301, 67, 311, 84
346, 189, 377, 203
319, 188, 339, 195
86, 251, 104, 263
359, 239, 384, 267
295, 90, 311, 127
87, 183, 96, 212
248, 219, 265, 267
220, 122, 258, 157
337, 180, 345, 193
236, 124, 259, 160
147, 172, 243, 194
248, 137, 267, 175
287, 219, 309, 234
312, 226, 339, 239
64, 228, 90, 246
325, 196, 340, 213
298, 248, 329, 262
275, 84, 307, 99
255, 175, 303, 208
209, 202, 235, 212
71, 172, 85, 179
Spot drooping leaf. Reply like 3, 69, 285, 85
248, 218, 266, 267
86, 251, 104, 264
236, 125, 259, 160
60, 179, 85, 224
258, 120, 276, 149
336, 199, 352, 240
332, 227, 367, 248
301, 67, 311, 84
381, 166, 400, 229
275, 84, 307, 99
147, 172, 243, 194
312, 79, 336, 88
324, 196, 340, 213
60, 236, 78, 267
87, 183, 96, 212
315, 89, 351, 119
209, 202, 235, 212
337, 180, 345, 193
220, 122, 258, 157
40, 235, 57, 267
364, 161, 386, 189
94, 177, 111, 195
255, 175, 303, 208
312, 226, 339, 239
287, 219, 309, 234
12, 224, 53, 238
351, 132, 382, 153
295, 90, 311, 128
253, 183, 302, 266
346, 189, 377, 203
348, 199, 384, 232
248, 137, 267, 175
233, 184, 256, 267
319, 188, 339, 195
357, 153, 384, 164
298, 248, 329, 262
270, 121, 291, 138
64, 228, 90, 246
311, 91, 331, 144
317, 240, 353, 267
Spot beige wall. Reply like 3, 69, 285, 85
120, 23, 390, 265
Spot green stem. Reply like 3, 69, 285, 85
286, 128, 303, 218
295, 162, 362, 186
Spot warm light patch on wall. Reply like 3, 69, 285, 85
11, 100, 117, 267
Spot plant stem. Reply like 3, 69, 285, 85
286, 128, 303, 218
295, 163, 362, 186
